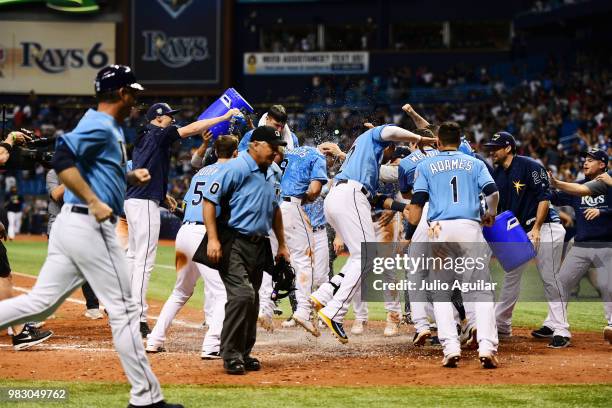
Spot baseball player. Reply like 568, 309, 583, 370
548, 149, 612, 346
397, 132, 440, 345
483, 132, 566, 340
407, 121, 500, 368
5, 186, 23, 240
278, 145, 328, 335
0, 65, 183, 408
238, 105, 298, 152
310, 124, 436, 343
146, 136, 239, 359
125, 102, 239, 338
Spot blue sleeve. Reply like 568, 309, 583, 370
292, 132, 299, 147
412, 162, 429, 193
477, 160, 496, 191
310, 155, 328, 183
203, 166, 236, 205
60, 129, 108, 160
238, 130, 252, 152
398, 163, 409, 193
371, 125, 393, 143
526, 161, 552, 202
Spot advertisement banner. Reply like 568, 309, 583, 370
0, 21, 115, 95
243, 52, 369, 75
131, 0, 223, 87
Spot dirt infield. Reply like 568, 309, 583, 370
1, 273, 611, 387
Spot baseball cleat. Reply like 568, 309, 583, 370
384, 311, 401, 337
604, 326, 612, 344
460, 325, 478, 349
12, 324, 53, 350
412, 329, 432, 347
531, 326, 554, 339
145, 344, 166, 353
127, 400, 184, 408
442, 352, 461, 368
293, 314, 321, 337
548, 335, 571, 349
84, 308, 104, 320
201, 351, 222, 360
224, 359, 246, 375
479, 353, 499, 369
258, 315, 274, 332
309, 295, 324, 312
281, 317, 296, 328
317, 310, 348, 344
244, 356, 261, 371
350, 320, 366, 335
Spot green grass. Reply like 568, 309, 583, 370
4, 240, 608, 331
0, 380, 610, 408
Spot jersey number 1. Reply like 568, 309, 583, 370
450, 176, 459, 203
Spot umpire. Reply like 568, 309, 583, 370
483, 132, 566, 340
202, 125, 290, 375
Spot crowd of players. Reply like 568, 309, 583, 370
0, 62, 610, 406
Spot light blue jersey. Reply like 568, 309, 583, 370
59, 109, 128, 214
413, 150, 495, 222
398, 148, 439, 193
303, 197, 326, 228
203, 151, 278, 235
270, 161, 283, 204
334, 125, 393, 196
280, 146, 328, 198
183, 162, 225, 223
238, 128, 299, 152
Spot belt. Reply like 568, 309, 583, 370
70, 205, 117, 224
71, 206, 89, 215
282, 196, 303, 204
235, 232, 267, 244
335, 179, 371, 199
183, 221, 204, 225
312, 225, 326, 232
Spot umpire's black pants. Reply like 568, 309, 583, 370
218, 235, 271, 362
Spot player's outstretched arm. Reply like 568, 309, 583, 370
550, 175, 592, 197
178, 108, 241, 138
402, 104, 430, 129
594, 172, 612, 187
380, 126, 436, 145
317, 142, 346, 160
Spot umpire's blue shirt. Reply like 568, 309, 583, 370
126, 123, 180, 203
203, 151, 278, 236
492, 155, 560, 232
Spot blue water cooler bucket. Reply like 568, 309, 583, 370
197, 88, 254, 139
482, 210, 536, 272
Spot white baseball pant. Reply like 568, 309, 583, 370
429, 219, 498, 356
0, 205, 163, 406
374, 211, 402, 314
280, 198, 316, 321
7, 211, 22, 240
312, 226, 331, 289
319, 181, 376, 323
495, 222, 566, 335
147, 224, 226, 354
124, 198, 161, 323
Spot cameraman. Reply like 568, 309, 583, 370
0, 130, 53, 349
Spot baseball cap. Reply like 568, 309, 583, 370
581, 148, 609, 166
146, 103, 181, 121
391, 146, 411, 160
251, 126, 288, 147
94, 65, 143, 94
483, 131, 516, 150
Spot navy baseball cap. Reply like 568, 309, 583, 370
581, 149, 609, 166
391, 146, 411, 160
483, 131, 516, 150
251, 126, 287, 146
146, 103, 181, 121
94, 65, 143, 94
